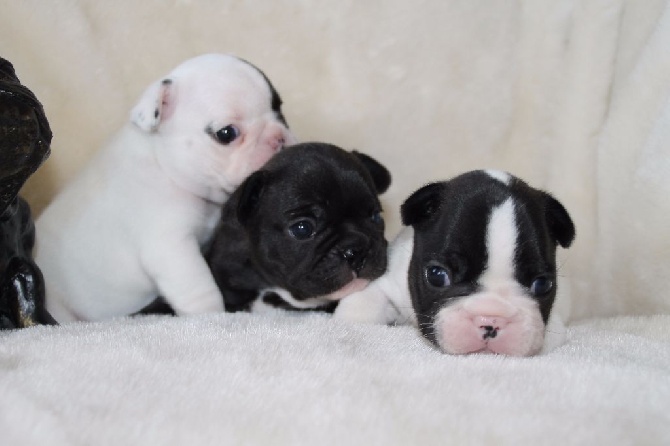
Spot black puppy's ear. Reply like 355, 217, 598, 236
237, 170, 270, 226
401, 182, 446, 226
543, 193, 576, 248
352, 151, 392, 194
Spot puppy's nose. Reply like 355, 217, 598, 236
266, 126, 293, 152
481, 325, 498, 339
268, 128, 297, 152
473, 316, 509, 340
342, 247, 367, 273
270, 135, 285, 152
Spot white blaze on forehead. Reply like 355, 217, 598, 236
484, 169, 511, 185
480, 198, 518, 287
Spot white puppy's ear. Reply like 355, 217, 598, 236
130, 78, 174, 132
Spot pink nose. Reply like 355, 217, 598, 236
267, 128, 296, 151
274, 136, 285, 150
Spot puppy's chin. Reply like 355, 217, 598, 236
260, 277, 370, 311
317, 276, 370, 301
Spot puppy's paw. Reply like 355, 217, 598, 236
333, 285, 396, 324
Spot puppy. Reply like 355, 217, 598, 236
36, 54, 295, 323
206, 142, 391, 312
335, 170, 575, 356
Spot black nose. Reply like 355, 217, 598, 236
481, 325, 498, 340
342, 247, 367, 273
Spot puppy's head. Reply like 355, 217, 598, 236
235, 142, 391, 302
401, 170, 575, 356
130, 53, 295, 201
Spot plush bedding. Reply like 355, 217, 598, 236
1, 0, 669, 444
1, 312, 669, 445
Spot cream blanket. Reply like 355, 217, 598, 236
1, 313, 669, 445
1, 0, 669, 443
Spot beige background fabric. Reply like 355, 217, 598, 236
3, 0, 670, 321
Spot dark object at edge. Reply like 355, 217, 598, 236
0, 57, 56, 329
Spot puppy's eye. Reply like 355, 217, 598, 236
212, 125, 240, 145
371, 212, 384, 225
288, 220, 315, 240
530, 276, 554, 296
425, 263, 451, 288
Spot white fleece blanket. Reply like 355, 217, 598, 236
0, 313, 668, 445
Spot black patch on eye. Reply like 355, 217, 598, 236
154, 108, 159, 119
236, 57, 289, 128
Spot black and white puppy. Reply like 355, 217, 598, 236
206, 142, 392, 312
335, 170, 575, 356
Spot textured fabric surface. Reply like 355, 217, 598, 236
0, 312, 668, 445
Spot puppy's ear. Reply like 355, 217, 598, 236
401, 182, 445, 226
352, 151, 392, 194
237, 170, 270, 226
130, 78, 174, 132
543, 193, 576, 248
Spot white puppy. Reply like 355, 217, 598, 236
36, 54, 295, 323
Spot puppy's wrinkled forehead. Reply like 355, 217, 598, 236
263, 144, 379, 214
427, 171, 512, 257
426, 170, 556, 279
168, 54, 281, 117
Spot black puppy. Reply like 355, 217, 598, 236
206, 142, 391, 312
